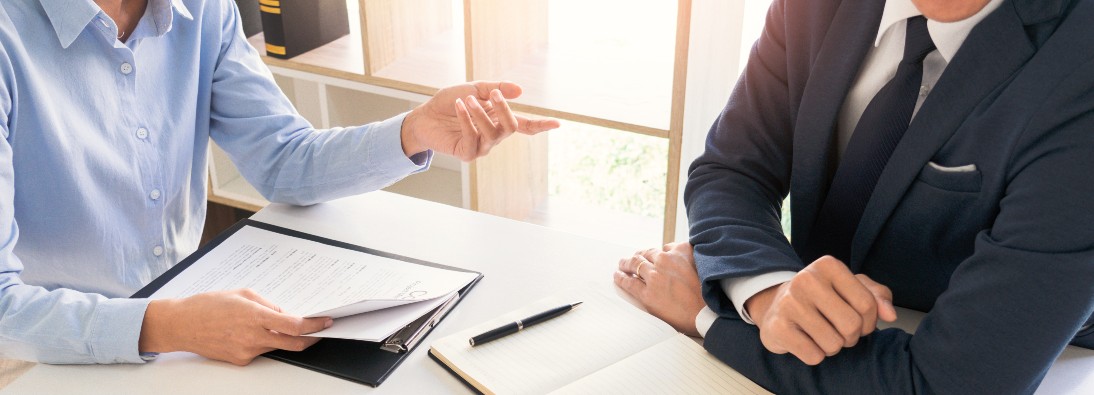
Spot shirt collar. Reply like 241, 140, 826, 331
40, 0, 193, 49
874, 0, 1006, 62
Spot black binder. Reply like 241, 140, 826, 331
258, 0, 349, 59
234, 0, 264, 37
132, 219, 483, 386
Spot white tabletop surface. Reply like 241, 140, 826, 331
2, 191, 1091, 394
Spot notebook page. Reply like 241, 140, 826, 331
551, 335, 772, 395
430, 288, 676, 394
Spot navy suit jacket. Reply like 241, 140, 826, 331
685, 0, 1094, 393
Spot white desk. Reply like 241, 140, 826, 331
2, 191, 1091, 394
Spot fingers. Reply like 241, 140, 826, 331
515, 116, 561, 135
753, 257, 898, 366
857, 274, 898, 322
814, 292, 865, 347
618, 254, 654, 280
814, 256, 879, 334
613, 270, 645, 301
473, 80, 522, 100
637, 248, 660, 264
260, 309, 332, 337
763, 318, 826, 365
265, 331, 323, 352
453, 98, 481, 161
782, 326, 827, 365
488, 89, 520, 138
793, 304, 848, 356
471, 81, 556, 136
464, 95, 498, 146
237, 288, 282, 313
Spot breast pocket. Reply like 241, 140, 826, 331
916, 161, 982, 193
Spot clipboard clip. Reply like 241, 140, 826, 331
381, 292, 461, 353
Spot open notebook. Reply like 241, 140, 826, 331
430, 288, 771, 395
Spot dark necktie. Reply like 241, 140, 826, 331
807, 16, 936, 263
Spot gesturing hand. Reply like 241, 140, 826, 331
139, 289, 332, 366
614, 242, 707, 337
400, 81, 561, 161
746, 256, 897, 365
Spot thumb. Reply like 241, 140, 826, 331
856, 275, 897, 322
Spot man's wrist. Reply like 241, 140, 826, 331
399, 109, 426, 157
138, 299, 177, 354
721, 271, 797, 325
743, 284, 782, 326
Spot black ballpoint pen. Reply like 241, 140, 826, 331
469, 302, 583, 346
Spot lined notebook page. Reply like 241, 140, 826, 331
430, 288, 676, 394
551, 335, 772, 395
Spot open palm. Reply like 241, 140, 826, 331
400, 81, 560, 161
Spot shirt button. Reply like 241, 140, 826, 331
136, 127, 149, 139
120, 62, 133, 75
919, 85, 930, 97
153, 246, 164, 257
150, 189, 161, 200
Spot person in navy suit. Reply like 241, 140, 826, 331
614, 0, 1094, 393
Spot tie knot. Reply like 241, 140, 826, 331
903, 16, 936, 64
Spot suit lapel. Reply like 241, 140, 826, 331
790, 0, 884, 258
849, 2, 1038, 268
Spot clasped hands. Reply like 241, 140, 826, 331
615, 245, 897, 366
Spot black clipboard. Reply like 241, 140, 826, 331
132, 219, 483, 386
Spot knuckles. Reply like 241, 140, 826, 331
800, 352, 825, 366
838, 318, 862, 341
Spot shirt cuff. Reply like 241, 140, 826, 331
372, 112, 432, 176
695, 306, 719, 338
721, 271, 797, 325
89, 297, 153, 364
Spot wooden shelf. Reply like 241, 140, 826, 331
369, 27, 465, 91
468, 0, 677, 132
363, 0, 465, 90
245, 0, 364, 76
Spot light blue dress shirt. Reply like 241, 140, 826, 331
0, 0, 430, 363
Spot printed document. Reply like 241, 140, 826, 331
150, 225, 478, 340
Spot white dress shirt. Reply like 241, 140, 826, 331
696, 0, 1005, 337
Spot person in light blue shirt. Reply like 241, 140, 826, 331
0, 0, 558, 365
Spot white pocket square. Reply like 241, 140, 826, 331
928, 161, 977, 173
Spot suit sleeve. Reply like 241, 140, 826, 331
207, 1, 429, 206
684, 0, 804, 315
701, 58, 1094, 394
